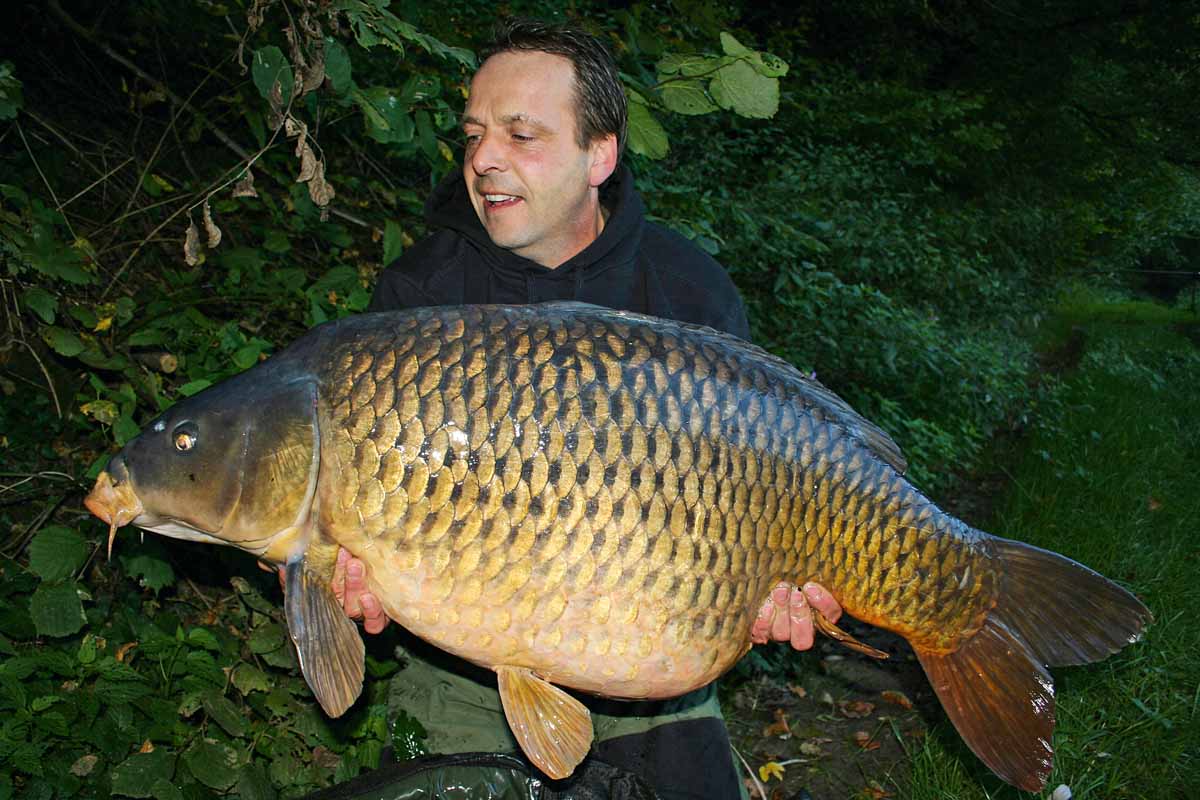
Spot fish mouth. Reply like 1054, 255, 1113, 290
85, 467, 145, 559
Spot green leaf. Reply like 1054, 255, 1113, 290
263, 229, 291, 253
111, 748, 174, 798
149, 779, 184, 800
182, 739, 239, 791
0, 60, 24, 120
186, 628, 220, 652
390, 709, 428, 760
29, 580, 86, 637
354, 87, 415, 144
719, 31, 753, 57
626, 98, 669, 159
416, 109, 436, 160
42, 326, 84, 357
21, 287, 56, 324
324, 38, 353, 93
709, 59, 779, 119
114, 413, 141, 446
125, 329, 164, 347
28, 526, 89, 581
236, 763, 277, 800
201, 690, 247, 738
178, 379, 212, 397
251, 47, 293, 109
231, 663, 271, 695
657, 53, 718, 78
184, 650, 225, 687
660, 79, 718, 116
383, 220, 405, 265
119, 550, 175, 593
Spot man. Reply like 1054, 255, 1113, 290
325, 18, 841, 799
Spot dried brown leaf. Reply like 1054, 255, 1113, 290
307, 159, 336, 207
202, 202, 222, 248
861, 780, 894, 799
851, 731, 881, 751
115, 642, 137, 662
70, 755, 98, 777
880, 690, 913, 710
787, 684, 807, 699
138, 739, 154, 753
762, 708, 791, 738
297, 141, 318, 183
302, 47, 326, 94
268, 78, 284, 117
312, 745, 341, 769
838, 700, 875, 719
232, 169, 258, 198
184, 221, 202, 266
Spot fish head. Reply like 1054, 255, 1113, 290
86, 373, 321, 561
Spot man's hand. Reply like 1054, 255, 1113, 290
750, 581, 841, 650
269, 549, 391, 634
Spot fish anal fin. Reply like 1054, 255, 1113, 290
812, 609, 889, 659
915, 618, 1054, 792
284, 556, 365, 717
496, 665, 592, 780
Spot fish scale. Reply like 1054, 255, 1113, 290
315, 305, 988, 694
87, 302, 1151, 789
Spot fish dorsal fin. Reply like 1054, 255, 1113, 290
284, 555, 365, 717
495, 665, 593, 779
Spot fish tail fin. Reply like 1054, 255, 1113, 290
913, 537, 1151, 791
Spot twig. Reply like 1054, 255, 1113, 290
731, 745, 767, 800
56, 156, 136, 211
15, 121, 79, 243
0, 471, 77, 495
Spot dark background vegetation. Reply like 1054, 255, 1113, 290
1, 1, 1197, 797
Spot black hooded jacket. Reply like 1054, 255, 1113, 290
368, 165, 751, 341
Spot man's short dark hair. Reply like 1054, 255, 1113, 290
480, 18, 628, 161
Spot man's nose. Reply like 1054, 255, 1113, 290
468, 133, 506, 174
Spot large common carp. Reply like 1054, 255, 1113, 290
86, 302, 1150, 791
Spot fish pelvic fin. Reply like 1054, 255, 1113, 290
495, 665, 593, 780
284, 554, 365, 718
914, 536, 1152, 792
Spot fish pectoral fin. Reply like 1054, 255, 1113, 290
811, 609, 889, 659
495, 665, 592, 780
283, 556, 365, 718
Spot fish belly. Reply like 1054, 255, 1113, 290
313, 305, 995, 697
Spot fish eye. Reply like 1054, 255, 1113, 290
172, 423, 198, 452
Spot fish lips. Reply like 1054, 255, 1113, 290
85, 460, 145, 559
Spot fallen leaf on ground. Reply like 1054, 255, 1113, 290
758, 761, 785, 781
799, 740, 824, 756
787, 683, 807, 698
852, 731, 881, 751
115, 642, 137, 662
880, 690, 913, 709
860, 779, 894, 798
762, 708, 791, 738
838, 700, 875, 718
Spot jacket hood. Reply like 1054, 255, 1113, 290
423, 165, 645, 299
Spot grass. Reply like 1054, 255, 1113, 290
898, 287, 1200, 799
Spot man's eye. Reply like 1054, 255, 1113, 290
512, 134, 533, 143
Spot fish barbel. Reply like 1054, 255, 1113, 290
85, 302, 1150, 790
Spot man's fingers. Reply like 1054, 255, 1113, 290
802, 581, 842, 624
768, 583, 791, 641
751, 597, 775, 644
788, 587, 815, 651
360, 594, 390, 635
341, 556, 366, 619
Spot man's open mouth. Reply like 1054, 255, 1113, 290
484, 193, 522, 209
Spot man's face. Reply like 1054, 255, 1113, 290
462, 50, 615, 267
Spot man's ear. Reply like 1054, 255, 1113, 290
588, 133, 619, 188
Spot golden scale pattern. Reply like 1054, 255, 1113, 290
319, 305, 997, 688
